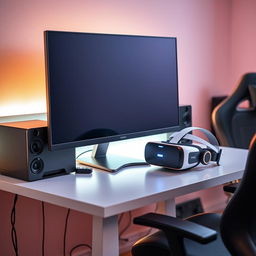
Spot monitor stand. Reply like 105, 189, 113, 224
77, 142, 150, 172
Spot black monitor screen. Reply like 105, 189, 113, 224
45, 31, 179, 150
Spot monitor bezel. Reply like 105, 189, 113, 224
44, 31, 180, 151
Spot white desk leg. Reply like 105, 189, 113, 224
157, 198, 176, 216
92, 215, 119, 256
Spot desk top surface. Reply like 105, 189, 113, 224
0, 147, 247, 217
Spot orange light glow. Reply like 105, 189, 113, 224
0, 51, 46, 116
0, 0, 169, 117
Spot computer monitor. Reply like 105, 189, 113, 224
45, 31, 179, 172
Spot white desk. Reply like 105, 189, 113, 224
0, 146, 248, 256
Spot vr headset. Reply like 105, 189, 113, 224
144, 127, 222, 170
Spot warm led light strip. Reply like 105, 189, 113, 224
0, 100, 46, 117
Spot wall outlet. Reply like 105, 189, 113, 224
176, 198, 203, 219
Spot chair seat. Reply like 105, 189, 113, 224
132, 213, 230, 256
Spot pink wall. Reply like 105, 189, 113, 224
0, 0, 232, 128
0, 0, 254, 255
230, 0, 256, 89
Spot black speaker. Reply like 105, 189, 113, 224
177, 105, 192, 144
179, 105, 192, 128
0, 120, 75, 181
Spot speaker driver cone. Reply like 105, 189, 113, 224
30, 139, 44, 155
30, 158, 44, 174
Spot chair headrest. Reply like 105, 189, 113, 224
229, 73, 256, 109
248, 84, 256, 108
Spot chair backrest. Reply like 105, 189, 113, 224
220, 134, 256, 256
212, 73, 256, 148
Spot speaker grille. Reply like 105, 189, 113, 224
179, 105, 192, 128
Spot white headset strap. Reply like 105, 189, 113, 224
169, 127, 219, 153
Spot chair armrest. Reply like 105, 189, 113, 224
133, 213, 217, 244
223, 183, 239, 193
